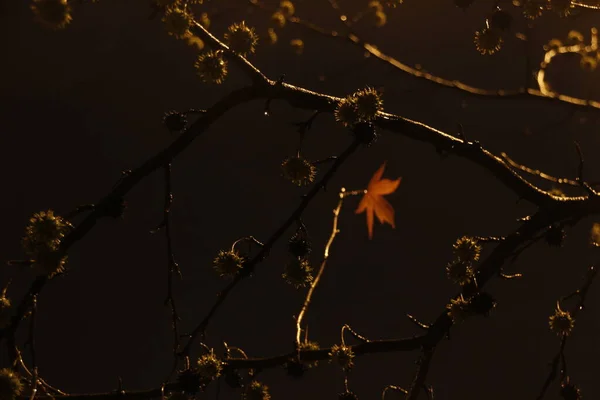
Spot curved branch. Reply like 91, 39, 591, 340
8, 17, 599, 360
250, 0, 600, 111
179, 139, 361, 356
225, 335, 425, 370
0, 86, 259, 358
7, 14, 600, 397
190, 15, 598, 207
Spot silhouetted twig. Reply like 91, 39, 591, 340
150, 163, 183, 381
180, 139, 361, 357
536, 265, 597, 400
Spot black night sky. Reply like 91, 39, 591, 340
1, 1, 600, 399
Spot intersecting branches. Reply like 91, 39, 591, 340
203, 209, 593, 377
0, 86, 259, 364
295, 188, 364, 347
501, 151, 600, 189
179, 139, 361, 357
249, 0, 600, 111
188, 11, 600, 208
6, 10, 600, 399
406, 346, 435, 400
536, 265, 598, 400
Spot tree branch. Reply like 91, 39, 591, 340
0, 86, 259, 360
179, 139, 361, 356
250, 0, 600, 111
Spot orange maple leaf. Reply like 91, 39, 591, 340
355, 162, 401, 240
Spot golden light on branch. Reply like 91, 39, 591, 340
294, 187, 364, 346
537, 28, 600, 99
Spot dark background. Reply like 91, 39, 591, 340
1, 0, 600, 399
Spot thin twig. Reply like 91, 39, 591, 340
406, 346, 435, 400
152, 163, 183, 381
0, 86, 258, 365
296, 188, 363, 346
535, 265, 597, 399
406, 314, 430, 331
180, 140, 361, 357
249, 0, 600, 111
382, 385, 408, 399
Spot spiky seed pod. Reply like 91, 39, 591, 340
352, 122, 378, 146
22, 210, 73, 256
281, 156, 316, 187
22, 210, 72, 277
560, 377, 582, 400
522, 0, 545, 19
243, 380, 271, 400
549, 303, 575, 336
177, 368, 202, 394
329, 344, 355, 370
283, 257, 314, 289
288, 229, 311, 258
446, 295, 471, 323
224, 22, 259, 56
290, 39, 304, 54
163, 6, 193, 38
213, 250, 244, 278
549, 0, 574, 17
335, 97, 359, 127
446, 259, 475, 285
163, 111, 187, 132
0, 369, 23, 400
31, 0, 72, 30
33, 249, 68, 277
490, 9, 512, 31
194, 50, 228, 84
452, 236, 482, 263
271, 11, 286, 28
474, 27, 503, 55
197, 352, 223, 381
453, 0, 474, 9
298, 340, 320, 368
353, 87, 383, 121
279, 0, 295, 16
468, 292, 497, 316
338, 391, 359, 400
